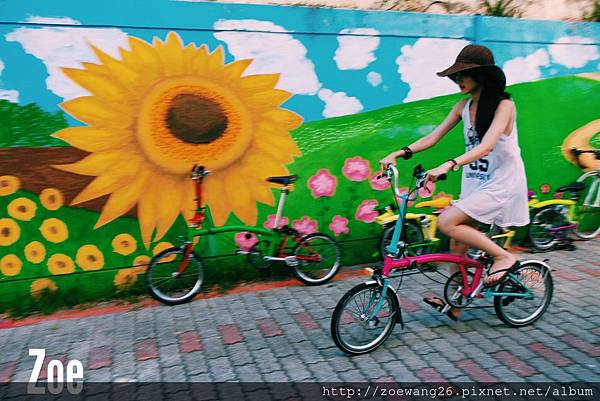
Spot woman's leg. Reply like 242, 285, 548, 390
438, 206, 516, 285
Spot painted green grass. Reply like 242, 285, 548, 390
0, 100, 68, 147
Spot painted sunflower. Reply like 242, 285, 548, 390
52, 32, 302, 247
31, 278, 58, 298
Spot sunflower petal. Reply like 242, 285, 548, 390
207, 46, 225, 72
51, 151, 124, 176
90, 45, 139, 89
263, 109, 303, 130
245, 89, 292, 109
222, 167, 258, 226
60, 96, 132, 127
204, 176, 231, 226
137, 188, 157, 249
222, 59, 253, 80
239, 74, 280, 92
52, 148, 142, 177
95, 170, 148, 228
121, 36, 164, 81
51, 127, 131, 152
70, 174, 126, 205
61, 67, 127, 101
250, 185, 275, 206
180, 179, 196, 221
155, 32, 186, 76
153, 173, 185, 241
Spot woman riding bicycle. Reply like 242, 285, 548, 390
380, 44, 529, 320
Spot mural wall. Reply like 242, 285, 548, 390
0, 0, 599, 310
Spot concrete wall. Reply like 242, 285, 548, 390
0, 0, 599, 310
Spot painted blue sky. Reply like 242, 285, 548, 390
0, 0, 598, 123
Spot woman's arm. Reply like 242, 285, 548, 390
380, 100, 465, 165
428, 99, 515, 178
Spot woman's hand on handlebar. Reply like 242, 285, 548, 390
379, 150, 404, 167
426, 162, 452, 183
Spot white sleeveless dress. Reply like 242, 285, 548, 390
454, 99, 530, 227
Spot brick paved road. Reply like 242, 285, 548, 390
0, 241, 598, 385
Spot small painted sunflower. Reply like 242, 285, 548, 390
30, 278, 58, 298
0, 218, 20, 246
153, 241, 175, 263
0, 175, 20, 196
47, 253, 75, 275
7, 197, 37, 221
112, 233, 137, 256
133, 255, 151, 274
25, 241, 46, 264
114, 268, 138, 290
39, 218, 69, 243
0, 254, 22, 276
52, 32, 302, 248
40, 188, 64, 211
75, 244, 104, 271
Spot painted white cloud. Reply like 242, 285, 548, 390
0, 59, 19, 103
26, 16, 81, 25
549, 36, 599, 68
214, 19, 321, 95
367, 71, 382, 87
396, 38, 469, 102
6, 22, 128, 100
334, 28, 379, 70
317, 88, 363, 118
503, 48, 550, 85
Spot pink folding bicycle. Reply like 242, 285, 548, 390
331, 163, 553, 355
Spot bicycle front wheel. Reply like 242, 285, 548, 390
146, 247, 204, 305
573, 172, 600, 239
292, 233, 341, 285
331, 282, 398, 355
494, 261, 553, 327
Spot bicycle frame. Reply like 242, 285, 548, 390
181, 167, 315, 265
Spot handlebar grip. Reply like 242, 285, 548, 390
437, 174, 447, 181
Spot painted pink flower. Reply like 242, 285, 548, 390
307, 169, 337, 198
370, 172, 390, 191
235, 232, 258, 251
554, 192, 563, 199
395, 187, 414, 207
263, 214, 289, 230
292, 216, 318, 235
527, 189, 536, 199
342, 156, 371, 182
540, 184, 551, 194
329, 215, 349, 237
355, 200, 379, 223
418, 180, 436, 198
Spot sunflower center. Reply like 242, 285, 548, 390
166, 94, 228, 144
50, 227, 57, 234
121, 241, 129, 248
88, 255, 97, 262
58, 261, 65, 268
49, 195, 56, 203
0, 180, 7, 188
17, 206, 26, 213
1, 228, 9, 237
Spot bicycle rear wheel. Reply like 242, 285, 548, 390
146, 247, 203, 305
573, 172, 600, 239
292, 233, 341, 285
494, 261, 553, 327
331, 282, 398, 355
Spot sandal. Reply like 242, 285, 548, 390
423, 297, 459, 321
484, 261, 520, 287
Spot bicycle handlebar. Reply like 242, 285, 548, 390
381, 163, 446, 201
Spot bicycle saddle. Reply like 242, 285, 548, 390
556, 182, 585, 193
266, 175, 298, 186
414, 197, 452, 209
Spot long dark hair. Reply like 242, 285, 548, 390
465, 68, 511, 141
